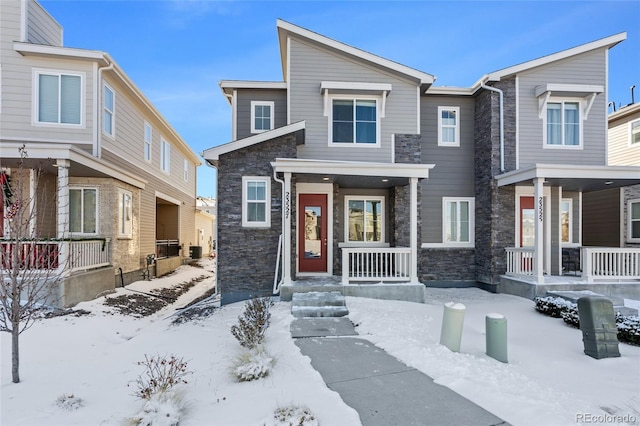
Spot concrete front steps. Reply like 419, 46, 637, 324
291, 291, 349, 318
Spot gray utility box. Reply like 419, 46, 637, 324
577, 296, 620, 359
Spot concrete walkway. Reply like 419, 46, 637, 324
292, 317, 508, 426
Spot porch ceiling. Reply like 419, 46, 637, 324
496, 164, 640, 192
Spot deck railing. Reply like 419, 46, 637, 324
505, 247, 535, 277
156, 240, 181, 259
341, 247, 411, 285
68, 239, 111, 272
582, 247, 640, 283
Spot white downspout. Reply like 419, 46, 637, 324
95, 61, 115, 157
273, 169, 285, 292
481, 80, 505, 173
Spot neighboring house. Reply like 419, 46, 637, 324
195, 196, 216, 257
0, 0, 201, 307
203, 20, 640, 304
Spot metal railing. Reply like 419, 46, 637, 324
342, 247, 411, 285
156, 240, 180, 259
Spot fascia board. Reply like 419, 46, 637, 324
271, 158, 434, 179
496, 163, 640, 186
14, 42, 107, 64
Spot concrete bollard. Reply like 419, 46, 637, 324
486, 313, 508, 363
440, 302, 466, 352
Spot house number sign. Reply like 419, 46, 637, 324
285, 192, 290, 219
538, 196, 543, 223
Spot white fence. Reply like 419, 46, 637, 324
582, 247, 640, 283
342, 247, 411, 285
68, 239, 111, 272
505, 247, 535, 277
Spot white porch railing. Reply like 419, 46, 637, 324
341, 247, 411, 285
68, 239, 111, 272
505, 247, 535, 277
582, 247, 640, 283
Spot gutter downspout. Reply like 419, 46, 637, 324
95, 60, 115, 157
480, 80, 505, 173
273, 169, 285, 292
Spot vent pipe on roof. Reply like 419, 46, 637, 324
608, 101, 617, 113
631, 85, 636, 105
480, 80, 505, 173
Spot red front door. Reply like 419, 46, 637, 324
298, 194, 327, 273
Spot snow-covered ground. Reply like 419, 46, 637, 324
1, 260, 639, 425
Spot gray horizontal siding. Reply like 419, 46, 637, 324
420, 96, 475, 243
289, 37, 419, 163
518, 49, 608, 167
27, 0, 62, 46
236, 89, 287, 140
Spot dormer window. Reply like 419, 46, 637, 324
251, 101, 274, 133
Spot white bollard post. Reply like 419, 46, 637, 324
440, 302, 466, 352
486, 313, 508, 363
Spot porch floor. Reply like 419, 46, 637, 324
280, 276, 426, 304
500, 274, 640, 301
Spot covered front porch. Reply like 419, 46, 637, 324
271, 158, 434, 301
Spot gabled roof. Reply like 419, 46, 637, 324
202, 121, 306, 164
276, 19, 435, 87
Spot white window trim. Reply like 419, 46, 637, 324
560, 198, 573, 245
542, 97, 584, 149
437, 106, 460, 147
103, 83, 115, 138
441, 197, 474, 247
250, 101, 275, 134
628, 198, 640, 243
344, 195, 385, 244
69, 186, 99, 236
117, 188, 133, 239
629, 119, 640, 146
242, 176, 271, 228
160, 138, 170, 174
144, 122, 152, 162
183, 159, 189, 182
328, 95, 381, 147
32, 68, 85, 127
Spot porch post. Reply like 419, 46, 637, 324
282, 172, 292, 286
56, 160, 70, 273
410, 177, 419, 283
533, 177, 544, 283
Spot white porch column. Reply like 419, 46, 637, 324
282, 172, 292, 286
410, 177, 419, 283
56, 160, 70, 273
533, 177, 544, 283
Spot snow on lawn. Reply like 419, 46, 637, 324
2, 264, 639, 425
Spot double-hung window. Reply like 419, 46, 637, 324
631, 119, 640, 145
345, 196, 384, 243
103, 84, 115, 137
144, 122, 152, 162
250, 101, 274, 133
331, 98, 378, 145
69, 187, 97, 234
629, 199, 640, 242
35, 70, 82, 125
546, 100, 580, 147
118, 189, 133, 238
438, 106, 460, 146
443, 197, 474, 246
160, 139, 170, 173
242, 177, 270, 227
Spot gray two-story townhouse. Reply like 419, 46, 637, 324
0, 0, 201, 307
204, 20, 640, 305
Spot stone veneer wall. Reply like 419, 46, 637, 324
474, 78, 517, 286
217, 135, 298, 304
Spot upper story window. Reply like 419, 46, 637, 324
629, 199, 640, 242
631, 119, 640, 145
345, 196, 384, 243
443, 197, 474, 247
144, 122, 152, 162
251, 101, 274, 133
242, 176, 270, 228
103, 84, 115, 137
69, 187, 97, 235
438, 106, 460, 146
546, 100, 580, 147
35, 70, 83, 126
331, 98, 378, 145
160, 139, 170, 174
118, 188, 133, 238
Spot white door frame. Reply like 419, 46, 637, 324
296, 183, 333, 277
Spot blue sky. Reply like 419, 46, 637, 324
41, 0, 640, 198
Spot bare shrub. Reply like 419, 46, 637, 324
131, 354, 191, 400
230, 296, 272, 349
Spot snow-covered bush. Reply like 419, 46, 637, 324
131, 354, 192, 400
267, 405, 318, 426
616, 313, 640, 346
231, 296, 272, 349
54, 393, 84, 411
127, 390, 187, 426
534, 296, 575, 318
561, 306, 580, 328
232, 349, 274, 382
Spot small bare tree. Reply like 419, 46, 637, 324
0, 146, 67, 383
